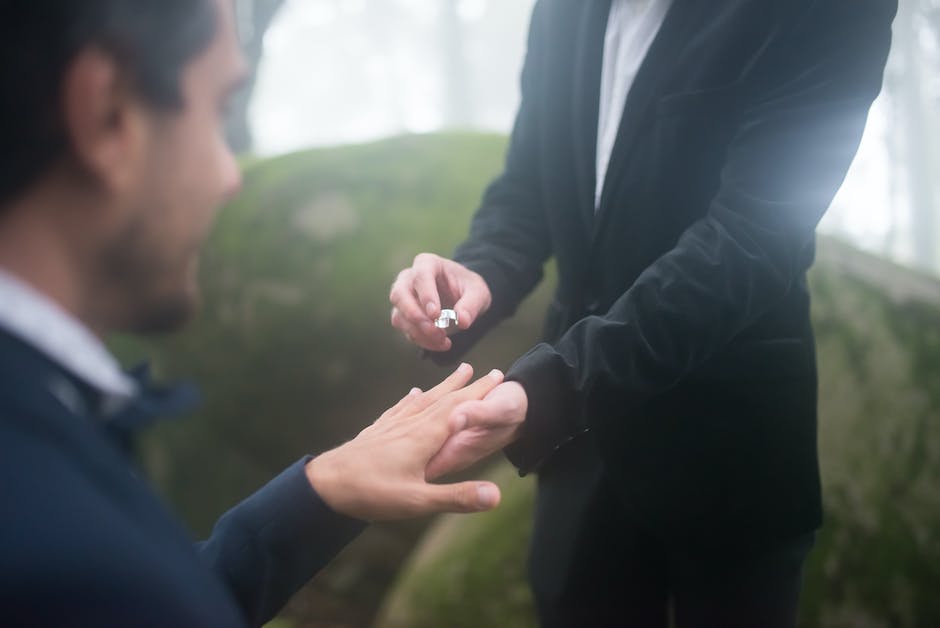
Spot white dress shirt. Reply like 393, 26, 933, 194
596, 0, 673, 209
0, 269, 136, 406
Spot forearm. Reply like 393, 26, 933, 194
196, 458, 365, 626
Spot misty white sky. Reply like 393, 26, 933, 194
250, 0, 535, 153
249, 0, 911, 272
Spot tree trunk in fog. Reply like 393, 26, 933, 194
440, 0, 473, 128
226, 0, 287, 153
896, 0, 938, 270
927, 1, 940, 42
366, 2, 408, 131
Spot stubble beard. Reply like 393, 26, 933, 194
97, 211, 201, 336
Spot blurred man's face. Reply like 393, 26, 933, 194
100, 0, 246, 334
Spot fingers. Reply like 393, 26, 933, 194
390, 254, 492, 352
400, 369, 504, 449
424, 430, 477, 480
452, 282, 492, 330
377, 364, 503, 434
389, 269, 429, 327
420, 480, 501, 514
390, 261, 450, 351
411, 253, 443, 318
413, 368, 503, 429
450, 381, 527, 431
307, 452, 502, 520
390, 306, 451, 352
389, 254, 442, 324
443, 369, 504, 410
375, 364, 472, 428
399, 363, 474, 417
380, 386, 423, 420
395, 368, 503, 448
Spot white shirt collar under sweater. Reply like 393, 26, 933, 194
0, 268, 137, 403
596, 0, 674, 210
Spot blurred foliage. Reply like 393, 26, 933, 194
113, 133, 940, 627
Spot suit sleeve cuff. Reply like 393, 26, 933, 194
502, 343, 589, 475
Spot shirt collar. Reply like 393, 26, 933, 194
0, 268, 137, 402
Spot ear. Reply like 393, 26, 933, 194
61, 47, 148, 195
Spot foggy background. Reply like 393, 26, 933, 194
234, 0, 940, 277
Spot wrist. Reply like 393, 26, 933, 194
305, 454, 343, 513
507, 380, 528, 438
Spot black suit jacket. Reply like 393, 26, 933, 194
444, 0, 895, 558
0, 330, 363, 626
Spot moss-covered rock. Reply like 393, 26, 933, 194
802, 240, 940, 627
376, 463, 537, 628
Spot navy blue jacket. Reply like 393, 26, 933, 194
0, 330, 364, 626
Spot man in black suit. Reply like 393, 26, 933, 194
391, 0, 897, 625
0, 0, 509, 625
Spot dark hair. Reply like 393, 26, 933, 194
0, 0, 217, 207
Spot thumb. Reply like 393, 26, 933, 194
422, 481, 501, 513
452, 283, 491, 330
451, 381, 527, 431
450, 399, 489, 431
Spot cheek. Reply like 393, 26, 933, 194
141, 114, 235, 265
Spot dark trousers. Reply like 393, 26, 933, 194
534, 529, 813, 628
530, 455, 814, 628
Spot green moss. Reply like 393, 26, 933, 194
801, 245, 940, 627
375, 463, 537, 628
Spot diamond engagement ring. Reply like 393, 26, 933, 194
434, 309, 459, 330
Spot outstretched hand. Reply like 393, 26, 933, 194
425, 381, 527, 481
389, 253, 492, 352
306, 364, 507, 521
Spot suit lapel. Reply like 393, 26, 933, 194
592, 0, 705, 240
572, 0, 610, 237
